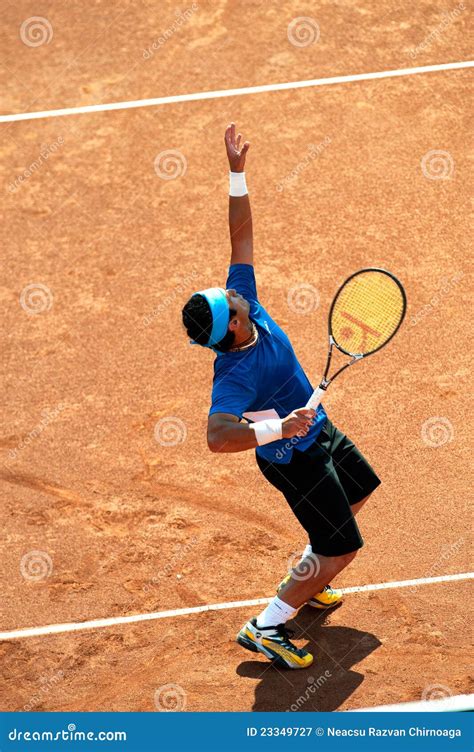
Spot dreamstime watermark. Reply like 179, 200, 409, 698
286, 671, 332, 711
20, 16, 53, 47
143, 536, 198, 592
277, 138, 331, 192
154, 683, 187, 711
274, 424, 313, 463
141, 269, 198, 327
421, 683, 453, 701
22, 670, 65, 711
3, 403, 65, 475
116, 536, 199, 623
287, 283, 320, 314
20, 283, 53, 314
154, 416, 187, 446
410, 272, 463, 326
408, 3, 465, 59
421, 149, 454, 180
287, 551, 321, 581
8, 137, 64, 193
143, 4, 198, 59
8, 727, 127, 742
154, 149, 187, 180
440, 102, 462, 117
287, 17, 320, 47
408, 538, 463, 595
20, 550, 53, 581
421, 416, 454, 447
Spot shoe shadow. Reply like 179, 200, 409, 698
236, 606, 381, 712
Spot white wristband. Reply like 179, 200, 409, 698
250, 418, 282, 446
229, 171, 248, 197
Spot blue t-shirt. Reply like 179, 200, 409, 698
209, 264, 327, 464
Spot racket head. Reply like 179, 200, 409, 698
329, 268, 407, 357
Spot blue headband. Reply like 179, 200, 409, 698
192, 287, 230, 349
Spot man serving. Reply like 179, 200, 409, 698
181, 124, 381, 669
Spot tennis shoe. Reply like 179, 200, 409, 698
277, 574, 343, 609
236, 617, 313, 669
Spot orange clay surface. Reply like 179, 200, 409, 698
1, 0, 472, 712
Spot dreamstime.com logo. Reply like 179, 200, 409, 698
421, 149, 454, 180
407, 537, 464, 595
23, 670, 65, 711
410, 272, 463, 326
277, 138, 331, 192
154, 683, 187, 711
4, 403, 65, 475
287, 283, 320, 314
286, 671, 332, 711
143, 4, 198, 59
20, 551, 53, 581
8, 137, 64, 193
20, 16, 53, 47
117, 535, 199, 620
143, 536, 198, 592
154, 416, 187, 446
287, 551, 321, 581
274, 421, 316, 462
8, 725, 126, 742
422, 684, 453, 701
141, 269, 198, 327
20, 283, 53, 314
408, 3, 465, 59
154, 149, 187, 180
287, 16, 320, 47
421, 416, 454, 447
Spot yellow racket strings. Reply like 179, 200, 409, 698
331, 272, 405, 354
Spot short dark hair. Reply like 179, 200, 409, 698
182, 294, 236, 352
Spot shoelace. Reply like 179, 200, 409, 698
274, 624, 296, 643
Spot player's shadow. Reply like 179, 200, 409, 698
236, 606, 381, 711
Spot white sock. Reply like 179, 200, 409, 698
299, 543, 312, 564
256, 596, 296, 628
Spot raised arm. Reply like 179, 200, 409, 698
225, 123, 253, 266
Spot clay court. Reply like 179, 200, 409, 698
1, 1, 472, 713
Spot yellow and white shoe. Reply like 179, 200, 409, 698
277, 574, 343, 610
307, 584, 343, 609
236, 617, 313, 669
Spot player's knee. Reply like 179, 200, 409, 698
330, 550, 358, 570
340, 550, 358, 567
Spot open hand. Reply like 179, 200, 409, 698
225, 122, 250, 173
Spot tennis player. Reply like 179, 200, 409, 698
182, 124, 381, 669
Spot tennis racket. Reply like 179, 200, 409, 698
306, 268, 407, 410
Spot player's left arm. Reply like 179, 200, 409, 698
225, 123, 253, 267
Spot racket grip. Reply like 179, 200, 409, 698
305, 386, 325, 410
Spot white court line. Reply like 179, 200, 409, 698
1, 572, 472, 641
353, 694, 473, 713
1, 61, 472, 123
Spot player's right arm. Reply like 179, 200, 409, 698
207, 409, 315, 453
225, 123, 253, 267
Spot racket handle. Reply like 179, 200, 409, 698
305, 386, 326, 410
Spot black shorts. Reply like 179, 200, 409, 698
256, 419, 381, 557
